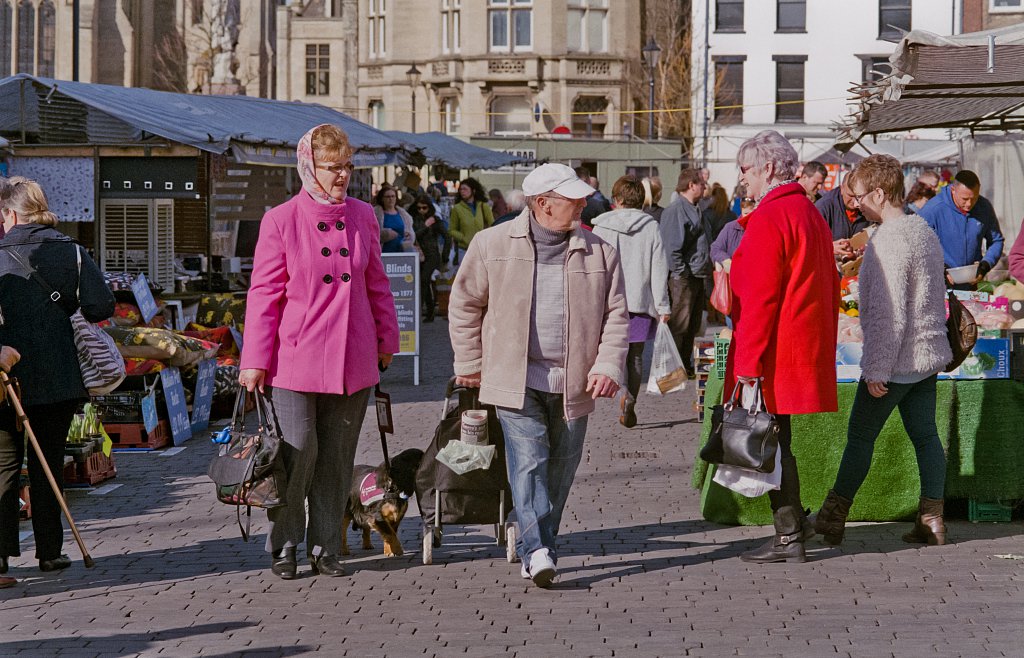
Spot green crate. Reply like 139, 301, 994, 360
714, 336, 731, 380
968, 499, 1013, 523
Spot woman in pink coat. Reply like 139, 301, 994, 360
239, 124, 400, 580
724, 130, 840, 565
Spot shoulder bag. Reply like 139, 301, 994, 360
943, 290, 978, 372
207, 387, 287, 541
8, 244, 126, 395
699, 379, 780, 474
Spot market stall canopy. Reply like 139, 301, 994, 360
836, 24, 1024, 148
386, 131, 533, 170
0, 74, 409, 166
811, 139, 959, 165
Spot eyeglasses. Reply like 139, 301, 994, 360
316, 163, 354, 176
849, 189, 877, 205
739, 164, 755, 174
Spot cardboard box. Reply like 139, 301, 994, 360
938, 338, 1011, 380
1011, 330, 1024, 382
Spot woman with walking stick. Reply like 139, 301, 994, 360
0, 178, 114, 574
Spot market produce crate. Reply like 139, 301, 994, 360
63, 450, 116, 487
106, 420, 171, 450
93, 390, 166, 424
968, 499, 1014, 523
715, 336, 731, 380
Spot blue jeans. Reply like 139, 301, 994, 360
497, 388, 588, 567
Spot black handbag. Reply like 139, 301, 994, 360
943, 290, 978, 372
700, 379, 780, 474
207, 388, 287, 540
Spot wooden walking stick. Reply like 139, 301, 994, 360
1, 371, 95, 568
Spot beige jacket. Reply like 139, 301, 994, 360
449, 209, 629, 420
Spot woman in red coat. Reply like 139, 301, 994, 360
725, 130, 840, 564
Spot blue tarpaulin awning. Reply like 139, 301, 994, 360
386, 131, 533, 170
0, 74, 409, 166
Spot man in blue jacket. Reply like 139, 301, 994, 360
916, 170, 1004, 287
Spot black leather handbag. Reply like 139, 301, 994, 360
700, 379, 780, 474
943, 290, 978, 372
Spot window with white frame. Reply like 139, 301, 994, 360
441, 97, 461, 134
567, 0, 607, 53
368, 0, 386, 58
990, 0, 1024, 10
442, 0, 461, 54
489, 0, 532, 53
490, 95, 532, 135
305, 44, 330, 96
368, 100, 385, 129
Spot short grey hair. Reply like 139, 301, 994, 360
505, 189, 526, 212
737, 130, 800, 182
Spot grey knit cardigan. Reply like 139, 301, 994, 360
859, 214, 953, 382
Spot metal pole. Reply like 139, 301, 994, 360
701, 0, 711, 166
72, 0, 80, 81
648, 73, 655, 141
411, 89, 416, 133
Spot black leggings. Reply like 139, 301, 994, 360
625, 342, 646, 401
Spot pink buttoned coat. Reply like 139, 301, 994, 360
241, 191, 400, 395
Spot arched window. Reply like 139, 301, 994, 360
16, 0, 33, 74
489, 95, 531, 136
441, 97, 461, 134
0, 1, 12, 77
37, 0, 54, 78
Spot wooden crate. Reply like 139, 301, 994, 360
64, 450, 117, 486
106, 420, 172, 450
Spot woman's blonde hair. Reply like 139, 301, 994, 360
311, 124, 354, 163
1, 177, 58, 226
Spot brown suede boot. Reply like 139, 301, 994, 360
810, 489, 854, 545
902, 497, 947, 545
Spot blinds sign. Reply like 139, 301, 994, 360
382, 253, 419, 356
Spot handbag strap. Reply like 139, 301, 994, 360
7, 248, 62, 303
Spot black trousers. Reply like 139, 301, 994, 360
667, 275, 705, 372
0, 399, 79, 560
420, 260, 437, 315
625, 342, 646, 401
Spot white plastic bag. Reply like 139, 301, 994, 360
646, 322, 687, 395
712, 449, 782, 497
436, 440, 497, 475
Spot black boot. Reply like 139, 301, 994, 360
271, 547, 297, 580
740, 507, 806, 564
618, 395, 637, 428
769, 456, 814, 541
810, 489, 854, 545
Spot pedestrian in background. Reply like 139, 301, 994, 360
488, 188, 508, 219
592, 175, 670, 429
812, 154, 952, 548
374, 186, 415, 253
797, 161, 828, 202
0, 177, 115, 574
449, 177, 493, 264
641, 176, 665, 223
727, 130, 840, 564
411, 194, 450, 322
659, 168, 712, 378
904, 181, 936, 215
0, 343, 20, 588
239, 124, 399, 580
449, 163, 628, 588
494, 189, 526, 225
702, 182, 737, 243
815, 176, 872, 261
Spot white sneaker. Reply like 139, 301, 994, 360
527, 548, 557, 588
520, 563, 530, 579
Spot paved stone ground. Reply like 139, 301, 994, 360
1, 319, 1022, 657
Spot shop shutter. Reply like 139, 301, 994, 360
100, 199, 176, 291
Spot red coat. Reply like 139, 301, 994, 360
725, 182, 839, 415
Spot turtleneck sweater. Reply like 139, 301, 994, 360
525, 214, 571, 394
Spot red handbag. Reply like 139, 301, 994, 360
710, 269, 732, 315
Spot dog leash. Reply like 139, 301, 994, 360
374, 361, 392, 474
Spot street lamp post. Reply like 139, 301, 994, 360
642, 36, 661, 141
406, 63, 422, 133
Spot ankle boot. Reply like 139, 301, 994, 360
619, 395, 637, 428
769, 456, 813, 540
902, 497, 947, 545
740, 507, 806, 564
271, 547, 297, 580
810, 489, 854, 545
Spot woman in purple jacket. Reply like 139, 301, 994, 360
239, 124, 400, 580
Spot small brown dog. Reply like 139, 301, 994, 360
342, 448, 423, 557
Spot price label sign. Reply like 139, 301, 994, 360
190, 358, 217, 433
141, 389, 159, 434
132, 273, 160, 323
159, 366, 192, 445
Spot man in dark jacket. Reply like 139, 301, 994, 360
659, 168, 711, 377
815, 178, 871, 260
916, 170, 1004, 287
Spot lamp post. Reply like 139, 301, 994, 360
642, 36, 661, 141
406, 63, 422, 133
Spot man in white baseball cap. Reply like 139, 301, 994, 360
449, 163, 628, 588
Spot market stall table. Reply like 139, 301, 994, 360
693, 371, 1024, 525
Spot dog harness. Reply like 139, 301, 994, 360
359, 472, 387, 505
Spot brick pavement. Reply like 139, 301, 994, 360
1, 318, 1022, 657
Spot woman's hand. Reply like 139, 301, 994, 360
455, 372, 481, 388
239, 368, 267, 393
378, 353, 394, 370
425, 217, 436, 227
659, 314, 671, 324
866, 380, 888, 398
587, 374, 619, 400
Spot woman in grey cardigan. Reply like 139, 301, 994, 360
812, 155, 952, 547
